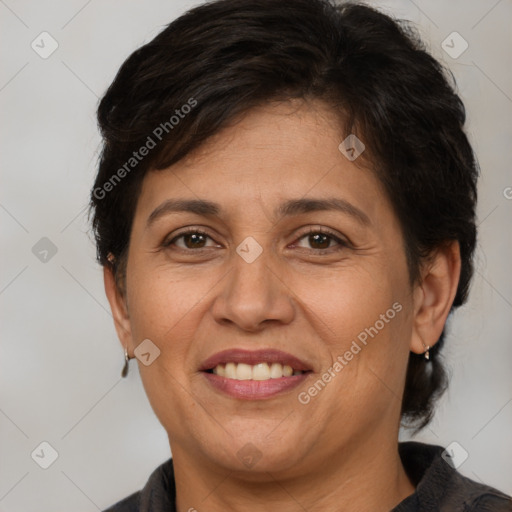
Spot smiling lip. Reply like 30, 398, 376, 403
200, 349, 313, 400
199, 349, 313, 372
203, 372, 309, 399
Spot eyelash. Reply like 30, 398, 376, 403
285, 227, 349, 255
162, 226, 349, 255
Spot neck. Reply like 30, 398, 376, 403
171, 436, 415, 512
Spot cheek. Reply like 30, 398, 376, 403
292, 262, 412, 406
292, 264, 401, 346
125, 264, 224, 397
124, 267, 214, 440
126, 264, 210, 339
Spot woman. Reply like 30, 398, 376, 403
90, 0, 512, 510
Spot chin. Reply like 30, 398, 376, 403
202, 432, 306, 476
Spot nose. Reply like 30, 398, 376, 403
210, 245, 296, 332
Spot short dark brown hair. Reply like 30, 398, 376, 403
90, 0, 479, 430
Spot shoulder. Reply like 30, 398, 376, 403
451, 470, 512, 511
397, 442, 512, 511
103, 491, 140, 512
446, 472, 512, 511
468, 493, 512, 511
102, 458, 176, 512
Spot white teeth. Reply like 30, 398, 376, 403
252, 363, 270, 380
269, 362, 283, 378
236, 363, 252, 380
211, 362, 304, 380
283, 364, 293, 377
225, 362, 237, 379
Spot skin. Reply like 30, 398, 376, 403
105, 100, 461, 512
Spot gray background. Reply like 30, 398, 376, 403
1, 0, 511, 510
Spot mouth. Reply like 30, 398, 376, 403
199, 349, 313, 399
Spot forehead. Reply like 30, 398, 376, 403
136, 100, 391, 225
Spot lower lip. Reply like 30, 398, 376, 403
202, 372, 309, 399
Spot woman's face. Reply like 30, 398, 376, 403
109, 100, 421, 476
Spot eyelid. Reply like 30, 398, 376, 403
291, 226, 350, 250
162, 225, 350, 252
162, 226, 220, 248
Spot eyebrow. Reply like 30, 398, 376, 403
146, 197, 371, 228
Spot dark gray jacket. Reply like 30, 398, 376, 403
104, 442, 512, 511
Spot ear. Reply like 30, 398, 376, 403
410, 241, 461, 355
104, 265, 134, 353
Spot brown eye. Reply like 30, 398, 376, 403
164, 229, 219, 251
181, 232, 208, 249
307, 233, 331, 250
293, 228, 347, 253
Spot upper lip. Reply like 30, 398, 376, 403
199, 349, 313, 372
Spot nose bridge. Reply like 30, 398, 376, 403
212, 238, 295, 330
231, 245, 273, 297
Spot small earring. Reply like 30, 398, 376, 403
121, 346, 131, 378
422, 343, 430, 361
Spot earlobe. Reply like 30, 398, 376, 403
410, 241, 461, 355
103, 265, 133, 351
